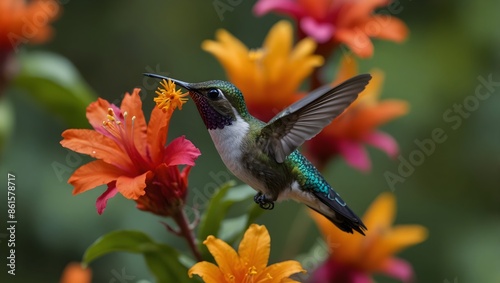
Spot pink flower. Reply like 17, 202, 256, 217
254, 0, 408, 58
303, 56, 408, 171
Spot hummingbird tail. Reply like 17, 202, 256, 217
311, 189, 367, 235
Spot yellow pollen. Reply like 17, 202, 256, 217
154, 79, 189, 112
248, 266, 258, 276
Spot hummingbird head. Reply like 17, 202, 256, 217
144, 73, 249, 130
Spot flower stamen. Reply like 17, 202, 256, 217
102, 107, 149, 170
154, 79, 189, 112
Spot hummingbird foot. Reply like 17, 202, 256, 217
254, 192, 275, 210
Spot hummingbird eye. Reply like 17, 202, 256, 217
206, 88, 223, 100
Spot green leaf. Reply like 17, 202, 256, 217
83, 230, 191, 283
0, 97, 14, 153
196, 182, 265, 259
12, 51, 97, 128
196, 181, 235, 247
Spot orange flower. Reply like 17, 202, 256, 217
0, 0, 60, 53
202, 20, 323, 121
59, 262, 91, 283
1, 0, 60, 92
310, 192, 428, 283
189, 224, 305, 283
254, 0, 408, 58
304, 56, 409, 171
60, 88, 201, 215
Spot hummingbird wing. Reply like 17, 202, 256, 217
259, 74, 372, 163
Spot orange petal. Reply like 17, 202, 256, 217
335, 29, 374, 58
146, 106, 171, 165
238, 224, 271, 273
188, 261, 226, 283
356, 68, 385, 104
120, 89, 148, 156
309, 210, 364, 264
59, 262, 91, 283
362, 192, 396, 232
262, 260, 306, 283
340, 0, 388, 25
368, 225, 428, 270
202, 29, 251, 85
203, 235, 241, 279
349, 100, 409, 136
61, 129, 133, 169
262, 20, 293, 84
86, 98, 111, 131
370, 16, 409, 42
331, 54, 359, 86
68, 160, 124, 195
286, 37, 324, 96
115, 171, 152, 200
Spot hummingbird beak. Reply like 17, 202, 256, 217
143, 73, 192, 91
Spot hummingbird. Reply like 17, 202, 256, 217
144, 73, 371, 235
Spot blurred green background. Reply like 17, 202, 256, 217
1, 0, 499, 282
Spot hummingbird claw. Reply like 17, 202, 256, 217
254, 192, 275, 210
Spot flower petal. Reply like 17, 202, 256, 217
310, 259, 372, 283
238, 224, 271, 273
86, 98, 112, 135
61, 129, 133, 170
309, 210, 365, 264
300, 17, 334, 43
336, 139, 371, 172
188, 261, 226, 283
146, 106, 171, 165
68, 160, 124, 195
115, 171, 153, 200
339, 0, 388, 25
163, 136, 201, 166
362, 192, 395, 231
379, 257, 414, 283
262, 260, 305, 283
355, 68, 385, 105
287, 37, 324, 94
369, 224, 428, 265
335, 29, 374, 58
263, 21, 293, 84
364, 131, 399, 158
95, 183, 118, 215
202, 29, 252, 89
59, 262, 92, 283
253, 0, 303, 17
351, 100, 409, 134
203, 235, 241, 278
370, 16, 409, 43
120, 89, 148, 156
331, 54, 359, 86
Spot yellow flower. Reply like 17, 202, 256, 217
202, 20, 324, 121
154, 79, 189, 112
189, 224, 305, 283
309, 192, 428, 282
